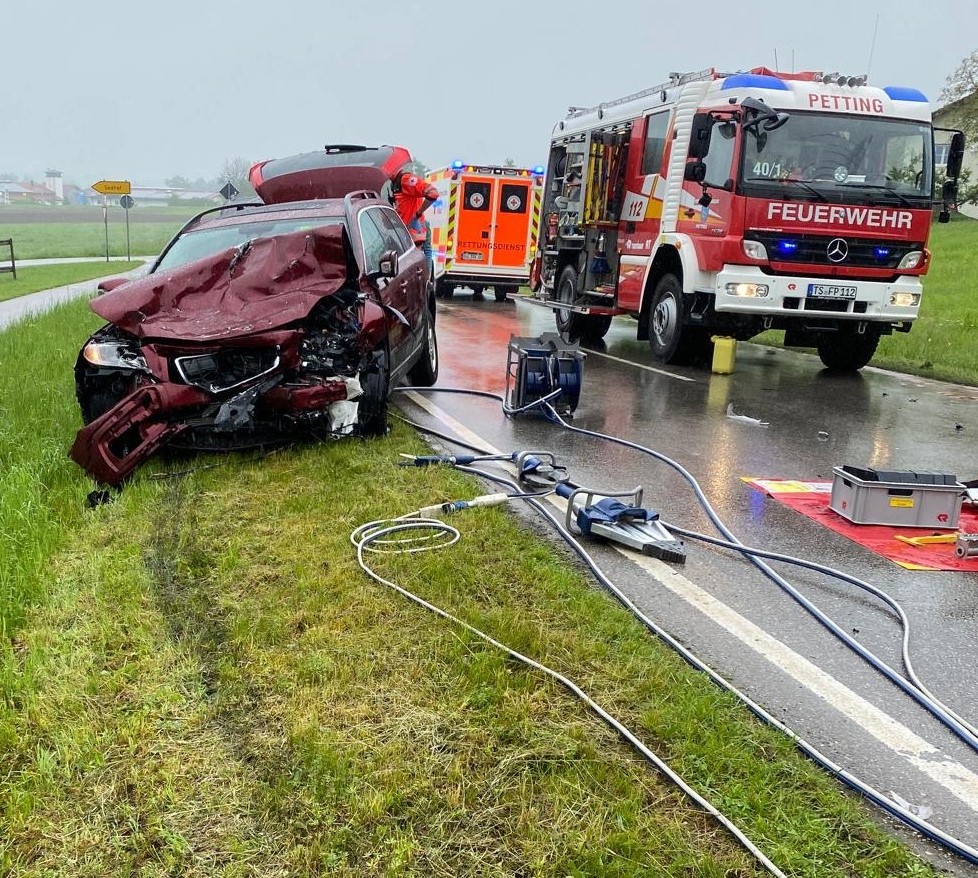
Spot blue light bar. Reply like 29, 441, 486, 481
883, 86, 928, 102
777, 240, 798, 254
533, 165, 545, 175
451, 160, 464, 169
874, 247, 891, 260
721, 73, 790, 91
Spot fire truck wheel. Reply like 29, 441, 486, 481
816, 329, 880, 372
555, 266, 613, 342
649, 273, 688, 363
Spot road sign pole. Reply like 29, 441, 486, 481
119, 194, 135, 261
102, 197, 109, 262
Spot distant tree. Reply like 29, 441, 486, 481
164, 174, 192, 189
940, 51, 978, 150
218, 157, 257, 199
941, 50, 978, 104
504, 157, 516, 168
0, 171, 20, 181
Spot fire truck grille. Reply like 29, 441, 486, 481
747, 232, 919, 270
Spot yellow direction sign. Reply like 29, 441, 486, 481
92, 179, 131, 195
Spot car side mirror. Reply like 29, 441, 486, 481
96, 277, 129, 296
369, 249, 399, 281
946, 131, 965, 179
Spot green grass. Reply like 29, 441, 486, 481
0, 262, 143, 303
0, 222, 185, 260
0, 298, 942, 876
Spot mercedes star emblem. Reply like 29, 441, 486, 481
827, 238, 849, 262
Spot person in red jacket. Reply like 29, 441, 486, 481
391, 168, 439, 247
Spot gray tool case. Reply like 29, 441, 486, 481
829, 465, 965, 528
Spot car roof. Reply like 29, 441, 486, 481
183, 198, 351, 233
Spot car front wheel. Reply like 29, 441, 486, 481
358, 347, 391, 437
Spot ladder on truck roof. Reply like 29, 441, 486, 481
564, 68, 718, 120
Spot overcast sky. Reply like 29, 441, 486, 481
1, 0, 975, 188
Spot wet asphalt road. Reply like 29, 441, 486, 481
398, 291, 978, 873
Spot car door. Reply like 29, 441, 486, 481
358, 207, 421, 377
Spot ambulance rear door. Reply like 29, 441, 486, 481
455, 174, 534, 275
490, 179, 534, 271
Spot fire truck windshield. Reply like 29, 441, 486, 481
739, 112, 933, 205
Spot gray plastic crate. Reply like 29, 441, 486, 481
829, 466, 965, 528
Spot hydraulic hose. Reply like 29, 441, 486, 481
351, 506, 789, 877
392, 385, 978, 864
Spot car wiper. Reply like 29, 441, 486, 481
770, 178, 828, 201
836, 182, 917, 207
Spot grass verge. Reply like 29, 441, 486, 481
0, 262, 143, 303
0, 298, 941, 876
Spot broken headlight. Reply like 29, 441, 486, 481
82, 339, 150, 372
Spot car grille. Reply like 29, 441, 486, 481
747, 231, 919, 270
174, 347, 280, 394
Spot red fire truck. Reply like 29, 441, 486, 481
529, 67, 964, 370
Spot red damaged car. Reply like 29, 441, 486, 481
71, 146, 438, 486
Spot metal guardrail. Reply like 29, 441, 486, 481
0, 238, 15, 279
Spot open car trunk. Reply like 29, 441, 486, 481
249, 145, 412, 204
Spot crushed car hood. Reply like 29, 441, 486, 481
93, 226, 351, 342
249, 145, 412, 203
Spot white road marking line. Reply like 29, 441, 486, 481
585, 349, 697, 381
400, 390, 978, 813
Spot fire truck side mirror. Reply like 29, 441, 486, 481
946, 131, 965, 179
684, 161, 707, 183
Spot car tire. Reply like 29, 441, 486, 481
407, 304, 439, 387
555, 266, 613, 343
816, 329, 880, 372
358, 347, 391, 437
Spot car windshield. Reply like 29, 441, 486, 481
155, 215, 344, 272
740, 112, 933, 201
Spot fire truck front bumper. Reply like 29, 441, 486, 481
711, 267, 923, 323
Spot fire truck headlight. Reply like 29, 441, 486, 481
897, 250, 924, 270
742, 240, 768, 260
725, 283, 770, 298
889, 291, 920, 307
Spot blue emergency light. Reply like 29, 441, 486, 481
451, 160, 465, 170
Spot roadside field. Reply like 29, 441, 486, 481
0, 205, 204, 259
0, 261, 143, 303
0, 298, 943, 876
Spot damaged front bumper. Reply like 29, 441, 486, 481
71, 373, 363, 487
